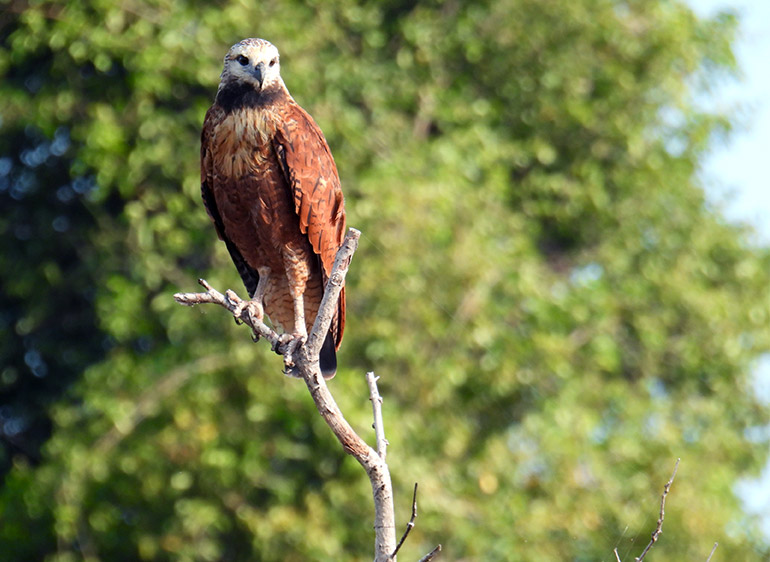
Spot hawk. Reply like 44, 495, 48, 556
201, 38, 346, 378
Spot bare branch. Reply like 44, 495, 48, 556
298, 349, 397, 562
391, 483, 418, 559
175, 228, 401, 562
706, 542, 718, 562
635, 458, 680, 562
304, 228, 361, 358
367, 371, 388, 460
174, 279, 282, 352
614, 548, 622, 562
418, 544, 442, 562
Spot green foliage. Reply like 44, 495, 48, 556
1, 0, 769, 560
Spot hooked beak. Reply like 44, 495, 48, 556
252, 62, 266, 89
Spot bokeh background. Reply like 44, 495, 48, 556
2, 1, 770, 560
690, 0, 770, 243
689, 0, 770, 541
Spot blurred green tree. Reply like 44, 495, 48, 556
1, 0, 769, 560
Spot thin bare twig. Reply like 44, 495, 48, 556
367, 371, 388, 460
706, 542, 718, 562
635, 458, 680, 562
174, 279, 282, 351
418, 544, 442, 562
614, 548, 622, 562
391, 483, 418, 559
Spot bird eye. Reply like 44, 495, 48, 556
236, 55, 249, 66
269, 58, 277, 67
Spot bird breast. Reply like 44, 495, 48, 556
213, 109, 275, 179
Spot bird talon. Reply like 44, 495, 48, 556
273, 333, 292, 354
284, 333, 306, 357
232, 298, 264, 324
291, 333, 307, 349
282, 338, 303, 378
276, 333, 306, 377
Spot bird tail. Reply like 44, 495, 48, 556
319, 330, 337, 379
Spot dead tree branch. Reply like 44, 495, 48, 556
174, 228, 406, 562
174, 279, 282, 349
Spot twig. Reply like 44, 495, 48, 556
367, 371, 388, 460
418, 544, 442, 562
614, 548, 622, 562
174, 279, 282, 351
635, 458, 680, 562
705, 542, 718, 562
391, 483, 418, 559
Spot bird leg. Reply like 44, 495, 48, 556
292, 292, 308, 341
281, 248, 309, 343
276, 245, 313, 375
279, 291, 307, 377
274, 259, 310, 376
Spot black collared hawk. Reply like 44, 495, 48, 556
200, 38, 346, 378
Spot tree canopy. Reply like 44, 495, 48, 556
1, 0, 770, 560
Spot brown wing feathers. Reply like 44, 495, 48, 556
272, 104, 346, 348
201, 179, 260, 298
273, 105, 346, 272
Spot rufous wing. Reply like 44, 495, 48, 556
272, 103, 347, 349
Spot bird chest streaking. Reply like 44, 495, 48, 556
201, 38, 346, 378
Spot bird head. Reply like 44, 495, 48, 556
221, 38, 282, 92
